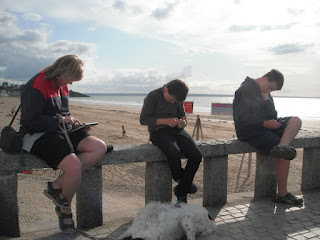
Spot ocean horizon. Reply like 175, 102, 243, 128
69, 93, 320, 121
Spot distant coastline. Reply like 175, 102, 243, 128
85, 92, 320, 99
0, 84, 89, 98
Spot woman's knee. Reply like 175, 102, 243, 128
93, 138, 107, 155
78, 136, 107, 154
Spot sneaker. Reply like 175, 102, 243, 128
274, 193, 304, 206
173, 185, 189, 204
189, 183, 198, 194
270, 146, 297, 160
174, 183, 197, 196
177, 195, 187, 204
105, 145, 113, 154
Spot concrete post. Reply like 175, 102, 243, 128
301, 147, 320, 191
254, 153, 276, 199
76, 165, 102, 229
145, 161, 172, 204
0, 171, 20, 237
203, 155, 228, 206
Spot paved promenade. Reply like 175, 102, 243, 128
1, 189, 320, 240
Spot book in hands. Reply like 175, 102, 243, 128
68, 122, 99, 133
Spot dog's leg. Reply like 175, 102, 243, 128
180, 216, 196, 240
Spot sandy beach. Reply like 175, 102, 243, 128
1, 96, 320, 215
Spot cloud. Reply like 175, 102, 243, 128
287, 8, 305, 16
152, 0, 180, 20
50, 40, 96, 56
112, 0, 127, 11
23, 12, 42, 21
260, 23, 297, 31
17, 30, 47, 44
112, 0, 143, 15
268, 43, 313, 55
229, 25, 257, 32
229, 23, 296, 32
0, 12, 47, 46
0, 1, 320, 96
75, 65, 193, 93
0, 11, 96, 84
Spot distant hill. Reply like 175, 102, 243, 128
0, 84, 89, 98
69, 90, 90, 97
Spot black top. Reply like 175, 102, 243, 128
140, 87, 185, 133
20, 70, 71, 135
233, 77, 277, 140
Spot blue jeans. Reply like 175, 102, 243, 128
150, 127, 202, 195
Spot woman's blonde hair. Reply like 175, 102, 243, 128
43, 55, 84, 82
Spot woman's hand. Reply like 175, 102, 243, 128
64, 116, 82, 127
83, 126, 92, 132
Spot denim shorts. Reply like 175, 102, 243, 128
245, 117, 291, 155
31, 130, 89, 170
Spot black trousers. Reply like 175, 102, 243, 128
150, 127, 202, 195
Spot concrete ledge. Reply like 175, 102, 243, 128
1, 133, 319, 170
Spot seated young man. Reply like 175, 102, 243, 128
140, 79, 202, 203
233, 69, 303, 205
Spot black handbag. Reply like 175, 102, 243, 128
0, 104, 22, 154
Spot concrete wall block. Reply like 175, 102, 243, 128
0, 171, 20, 237
302, 147, 320, 191
254, 153, 276, 199
145, 161, 172, 204
76, 166, 103, 229
203, 156, 228, 206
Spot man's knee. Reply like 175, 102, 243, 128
288, 116, 302, 129
190, 148, 203, 163
166, 149, 182, 160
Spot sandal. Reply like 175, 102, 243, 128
55, 206, 76, 234
44, 182, 70, 209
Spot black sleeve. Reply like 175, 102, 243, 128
22, 87, 59, 133
177, 102, 186, 119
140, 92, 158, 130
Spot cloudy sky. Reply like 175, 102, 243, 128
0, 0, 319, 97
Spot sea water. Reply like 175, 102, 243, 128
69, 93, 320, 121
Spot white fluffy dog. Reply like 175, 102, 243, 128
119, 202, 216, 240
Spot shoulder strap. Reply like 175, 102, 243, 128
9, 103, 21, 126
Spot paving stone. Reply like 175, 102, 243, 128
13, 190, 320, 240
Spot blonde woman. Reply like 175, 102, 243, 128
20, 55, 108, 233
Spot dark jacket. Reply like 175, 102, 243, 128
20, 70, 71, 135
233, 77, 277, 140
140, 87, 185, 133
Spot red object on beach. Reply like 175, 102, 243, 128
184, 101, 194, 114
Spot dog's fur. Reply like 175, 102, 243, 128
119, 202, 216, 240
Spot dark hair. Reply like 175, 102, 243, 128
263, 69, 284, 90
44, 55, 84, 83
166, 79, 189, 102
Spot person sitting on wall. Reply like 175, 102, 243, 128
233, 69, 303, 206
140, 79, 202, 203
